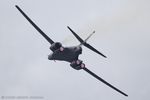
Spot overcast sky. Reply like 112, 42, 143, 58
0, 0, 150, 100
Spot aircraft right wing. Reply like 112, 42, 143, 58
15, 5, 54, 45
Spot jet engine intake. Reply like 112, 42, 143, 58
50, 42, 62, 52
70, 60, 85, 70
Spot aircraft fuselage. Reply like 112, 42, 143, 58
48, 46, 82, 62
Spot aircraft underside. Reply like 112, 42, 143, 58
48, 46, 81, 62
15, 5, 128, 97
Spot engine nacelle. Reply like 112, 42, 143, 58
50, 42, 62, 52
70, 60, 85, 70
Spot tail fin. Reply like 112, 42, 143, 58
80, 31, 95, 46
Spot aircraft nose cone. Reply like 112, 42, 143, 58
48, 54, 52, 60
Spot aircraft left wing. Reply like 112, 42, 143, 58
83, 67, 128, 97
15, 5, 54, 45
67, 26, 107, 58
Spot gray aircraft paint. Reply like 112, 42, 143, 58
0, 0, 150, 100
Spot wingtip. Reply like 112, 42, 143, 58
101, 54, 107, 58
15, 5, 20, 9
123, 94, 128, 97
93, 31, 95, 33
15, 5, 18, 8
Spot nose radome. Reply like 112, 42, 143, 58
48, 54, 52, 60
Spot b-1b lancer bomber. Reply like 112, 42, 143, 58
15, 5, 128, 97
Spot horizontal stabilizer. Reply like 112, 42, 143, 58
67, 26, 84, 43
84, 43, 107, 58
67, 26, 106, 58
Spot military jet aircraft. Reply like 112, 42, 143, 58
15, 5, 128, 97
